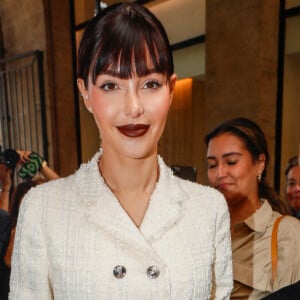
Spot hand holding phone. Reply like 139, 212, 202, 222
17, 152, 43, 180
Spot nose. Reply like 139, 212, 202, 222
124, 90, 144, 118
216, 164, 227, 178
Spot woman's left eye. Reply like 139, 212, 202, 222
227, 160, 237, 166
143, 80, 161, 89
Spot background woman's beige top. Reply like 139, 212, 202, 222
231, 200, 300, 299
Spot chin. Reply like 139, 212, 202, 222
102, 136, 157, 159
222, 190, 247, 206
122, 146, 156, 160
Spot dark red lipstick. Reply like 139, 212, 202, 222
117, 124, 150, 137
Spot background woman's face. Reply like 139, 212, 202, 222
80, 71, 176, 159
286, 166, 300, 212
206, 133, 264, 205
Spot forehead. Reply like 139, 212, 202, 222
207, 133, 246, 154
288, 166, 300, 179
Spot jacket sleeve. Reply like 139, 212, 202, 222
9, 190, 53, 300
212, 193, 233, 300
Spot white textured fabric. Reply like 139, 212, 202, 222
9, 152, 232, 299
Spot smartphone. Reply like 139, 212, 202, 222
171, 165, 197, 182
17, 152, 42, 180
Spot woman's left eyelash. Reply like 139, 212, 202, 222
144, 80, 161, 88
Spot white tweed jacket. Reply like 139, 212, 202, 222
10, 152, 232, 299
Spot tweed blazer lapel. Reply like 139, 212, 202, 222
75, 152, 186, 259
140, 156, 186, 242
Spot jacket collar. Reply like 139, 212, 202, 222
75, 151, 187, 258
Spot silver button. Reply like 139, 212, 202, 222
147, 266, 160, 279
113, 265, 126, 279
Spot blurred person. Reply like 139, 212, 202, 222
0, 181, 39, 300
0, 165, 12, 300
0, 164, 12, 260
0, 149, 25, 260
0, 150, 59, 299
205, 117, 300, 299
285, 155, 300, 219
10, 3, 233, 299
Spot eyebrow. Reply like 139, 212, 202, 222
206, 152, 242, 160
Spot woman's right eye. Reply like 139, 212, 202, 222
288, 181, 296, 188
207, 163, 217, 170
100, 82, 118, 91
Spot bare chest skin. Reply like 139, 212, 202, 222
114, 190, 151, 227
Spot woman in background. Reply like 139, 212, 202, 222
0, 181, 41, 299
205, 117, 300, 299
285, 155, 300, 218
10, 3, 232, 299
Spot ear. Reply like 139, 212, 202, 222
257, 153, 266, 175
77, 78, 92, 112
168, 73, 177, 105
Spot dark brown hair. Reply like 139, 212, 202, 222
77, 3, 174, 87
285, 156, 298, 176
205, 117, 289, 214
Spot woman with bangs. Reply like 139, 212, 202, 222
10, 3, 232, 299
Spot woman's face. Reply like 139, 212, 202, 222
286, 165, 300, 212
206, 133, 265, 205
78, 70, 176, 159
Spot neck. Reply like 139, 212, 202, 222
229, 197, 262, 227
99, 152, 159, 195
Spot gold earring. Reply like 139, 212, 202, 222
257, 174, 262, 182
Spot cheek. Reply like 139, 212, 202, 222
89, 96, 118, 127
235, 163, 256, 183
238, 172, 254, 188
147, 96, 171, 123
286, 187, 295, 197
207, 171, 217, 185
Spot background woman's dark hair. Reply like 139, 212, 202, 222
205, 117, 289, 214
285, 156, 298, 176
9, 180, 39, 229
77, 2, 174, 87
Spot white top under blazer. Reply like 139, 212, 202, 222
10, 151, 233, 299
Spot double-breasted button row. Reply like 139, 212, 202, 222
113, 265, 160, 279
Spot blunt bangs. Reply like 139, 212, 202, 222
77, 3, 173, 86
